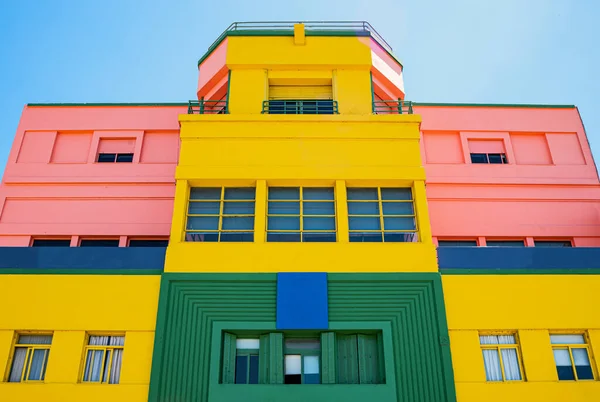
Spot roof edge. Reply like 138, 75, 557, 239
27, 103, 188, 107
413, 102, 576, 109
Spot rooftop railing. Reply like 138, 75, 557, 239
372, 100, 414, 115
262, 100, 338, 115
188, 100, 228, 114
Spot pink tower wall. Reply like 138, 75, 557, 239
416, 105, 600, 247
0, 105, 185, 246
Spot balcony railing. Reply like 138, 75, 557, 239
372, 100, 414, 115
262, 100, 338, 115
188, 100, 228, 114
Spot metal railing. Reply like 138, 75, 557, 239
372, 100, 414, 115
210, 21, 393, 54
188, 100, 228, 114
262, 100, 339, 115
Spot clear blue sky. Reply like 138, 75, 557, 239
1, 0, 599, 176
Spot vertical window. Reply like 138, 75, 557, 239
82, 335, 125, 384
480, 334, 523, 381
551, 334, 595, 381
8, 334, 53, 382
186, 187, 255, 242
267, 187, 336, 242
284, 339, 320, 384
486, 240, 525, 247
534, 240, 572, 247
347, 187, 417, 243
437, 240, 478, 247
235, 339, 260, 384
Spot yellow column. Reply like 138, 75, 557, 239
335, 180, 349, 242
45, 331, 86, 383
448, 330, 486, 383
587, 329, 600, 379
120, 331, 155, 384
254, 180, 267, 243
170, 179, 189, 244
413, 180, 432, 244
519, 329, 557, 381
0, 330, 14, 379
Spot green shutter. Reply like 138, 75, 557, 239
337, 334, 359, 384
222, 332, 237, 384
320, 332, 336, 384
259, 333, 283, 384
377, 331, 386, 383
358, 334, 380, 384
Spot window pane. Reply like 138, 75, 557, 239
303, 233, 336, 242
348, 202, 379, 215
285, 355, 302, 375
384, 233, 418, 242
500, 349, 521, 380
482, 349, 502, 381
550, 335, 586, 344
188, 201, 220, 215
304, 356, 320, 374
80, 239, 120, 247
303, 187, 334, 200
347, 188, 378, 201
382, 202, 414, 215
488, 153, 505, 164
97, 153, 116, 163
8, 347, 27, 382
350, 233, 383, 242
349, 217, 380, 230
285, 339, 320, 350
267, 232, 301, 242
128, 239, 169, 247
573, 349, 594, 380
224, 188, 255, 200
471, 153, 488, 164
186, 216, 219, 231
236, 339, 260, 350
186, 233, 218, 242
190, 188, 221, 200
268, 217, 300, 231
497, 335, 516, 345
222, 217, 254, 231
438, 240, 478, 247
534, 241, 572, 247
235, 355, 248, 384
116, 153, 133, 163
303, 201, 334, 215
303, 217, 335, 231
17, 335, 53, 345
554, 349, 575, 380
486, 241, 525, 247
381, 188, 412, 200
220, 233, 253, 242
223, 202, 255, 215
249, 355, 259, 384
268, 201, 300, 215
383, 217, 415, 231
269, 187, 299, 200
32, 239, 71, 247
479, 335, 499, 345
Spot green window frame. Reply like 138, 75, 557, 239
266, 187, 336, 242
186, 187, 256, 242
347, 187, 417, 243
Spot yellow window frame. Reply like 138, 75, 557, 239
347, 187, 418, 241
5, 332, 52, 383
479, 332, 525, 382
550, 332, 596, 381
266, 186, 337, 241
186, 187, 256, 241
80, 334, 125, 384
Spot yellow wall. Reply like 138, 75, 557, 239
443, 275, 600, 402
0, 275, 159, 402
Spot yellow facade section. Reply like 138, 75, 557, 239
443, 275, 600, 402
0, 275, 159, 401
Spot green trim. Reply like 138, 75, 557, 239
440, 268, 600, 275
27, 102, 188, 107
370, 71, 375, 113
0, 269, 162, 275
413, 102, 576, 109
226, 70, 232, 113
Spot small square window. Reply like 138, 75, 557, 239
97, 153, 117, 163
82, 335, 125, 384
8, 334, 53, 382
480, 334, 523, 381
551, 334, 595, 381
116, 153, 134, 163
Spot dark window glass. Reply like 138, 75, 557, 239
487, 153, 504, 164
470, 153, 488, 164
486, 241, 525, 247
97, 153, 116, 163
534, 241, 572, 247
556, 365, 576, 381
471, 153, 508, 164
116, 153, 134, 163
438, 240, 478, 247
248, 355, 259, 384
79, 239, 120, 247
128, 239, 169, 247
235, 356, 248, 384
284, 374, 302, 384
32, 239, 71, 247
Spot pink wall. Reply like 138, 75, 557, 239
197, 39, 229, 99
0, 105, 184, 246
417, 105, 600, 246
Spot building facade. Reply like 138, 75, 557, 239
0, 21, 599, 402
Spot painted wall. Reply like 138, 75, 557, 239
443, 274, 600, 401
0, 105, 183, 245
416, 106, 600, 246
0, 274, 160, 402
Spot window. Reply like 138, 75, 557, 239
486, 240, 525, 247
284, 338, 320, 384
438, 240, 477, 247
470, 153, 508, 164
186, 187, 255, 242
31, 239, 71, 247
8, 334, 52, 382
97, 153, 134, 163
480, 334, 523, 382
82, 335, 125, 384
128, 239, 169, 247
79, 239, 120, 247
234, 339, 260, 384
267, 187, 336, 242
551, 334, 595, 381
347, 187, 417, 243
535, 240, 572, 247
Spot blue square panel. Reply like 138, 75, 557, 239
277, 272, 328, 330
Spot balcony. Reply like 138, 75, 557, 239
188, 99, 228, 114
262, 100, 338, 114
373, 100, 414, 115
437, 247, 600, 272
